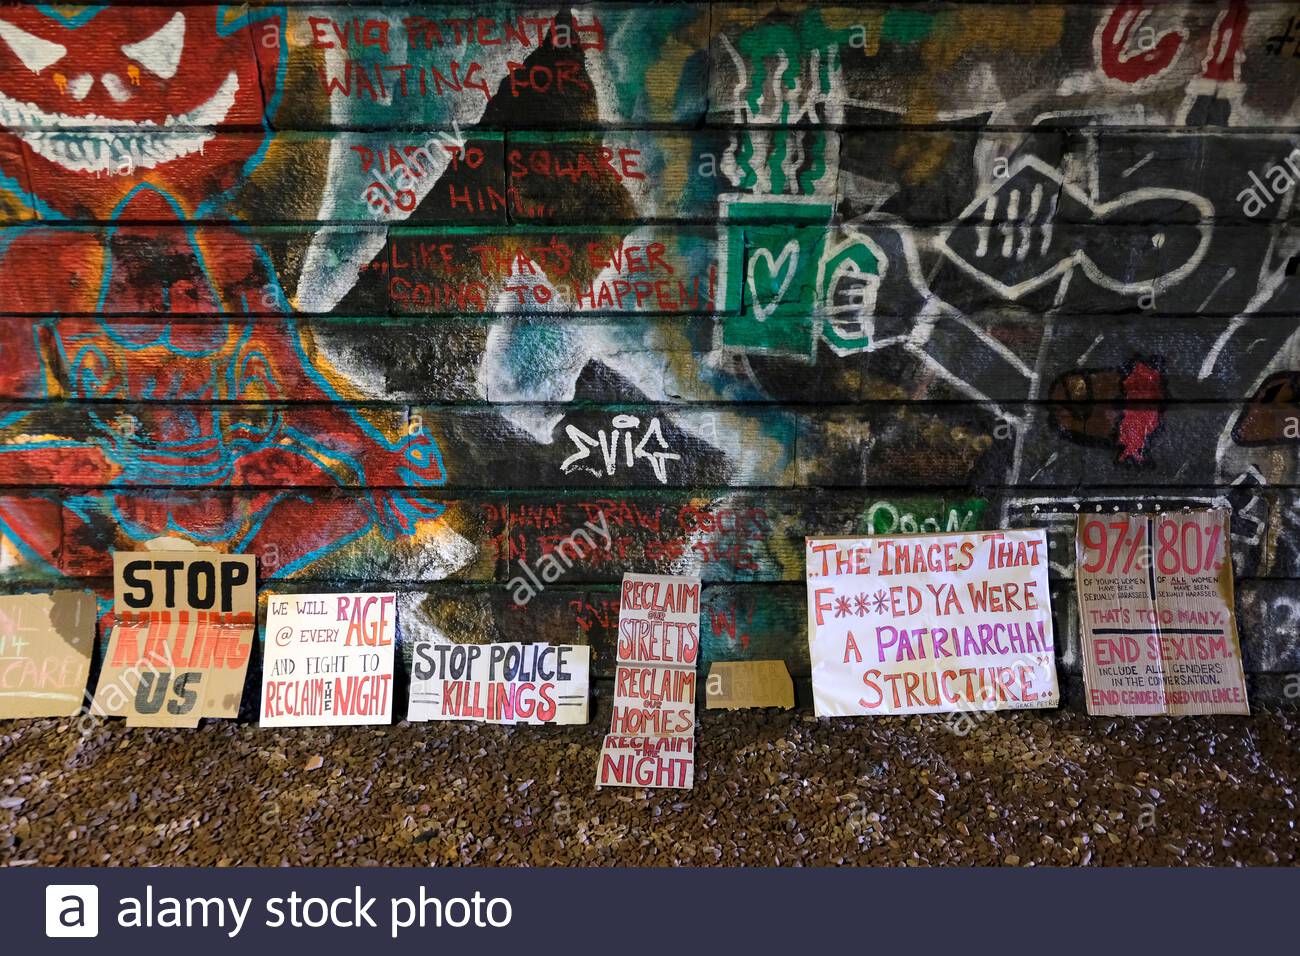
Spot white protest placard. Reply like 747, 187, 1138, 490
806, 530, 1059, 717
260, 592, 395, 727
408, 640, 589, 724
1076, 509, 1248, 716
596, 573, 699, 790
595, 735, 696, 789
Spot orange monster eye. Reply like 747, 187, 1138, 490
53, 72, 67, 93
127, 64, 140, 86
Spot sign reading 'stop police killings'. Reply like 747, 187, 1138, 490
407, 641, 590, 725
805, 531, 1059, 717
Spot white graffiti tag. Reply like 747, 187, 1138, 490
561, 414, 682, 485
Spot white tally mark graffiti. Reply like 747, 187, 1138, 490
935, 156, 1212, 301
716, 32, 844, 126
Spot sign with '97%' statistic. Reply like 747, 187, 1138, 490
260, 593, 396, 727
1075, 509, 1248, 716
806, 531, 1059, 717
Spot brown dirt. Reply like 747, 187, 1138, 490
1, 705, 1296, 866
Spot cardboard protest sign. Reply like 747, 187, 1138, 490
0, 591, 96, 718
806, 531, 1059, 717
596, 573, 699, 790
93, 552, 255, 727
1076, 509, 1249, 716
706, 660, 794, 710
261, 593, 396, 727
408, 640, 589, 725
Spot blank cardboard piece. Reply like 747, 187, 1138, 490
0, 591, 97, 719
706, 660, 794, 710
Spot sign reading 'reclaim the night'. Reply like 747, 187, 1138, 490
596, 573, 700, 790
260, 592, 396, 727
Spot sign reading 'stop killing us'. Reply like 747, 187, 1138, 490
94, 552, 256, 728
806, 531, 1059, 717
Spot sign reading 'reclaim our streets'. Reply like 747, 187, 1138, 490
1075, 509, 1249, 716
407, 641, 590, 725
596, 573, 700, 790
805, 531, 1059, 717
260, 593, 397, 727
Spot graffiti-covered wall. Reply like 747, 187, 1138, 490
1, 2, 1297, 704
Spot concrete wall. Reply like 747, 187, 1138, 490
0, 2, 1297, 707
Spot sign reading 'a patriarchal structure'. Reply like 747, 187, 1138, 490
596, 573, 699, 789
806, 531, 1059, 717
1076, 509, 1249, 716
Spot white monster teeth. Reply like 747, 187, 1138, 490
22, 129, 215, 174
168, 71, 239, 128
0, 72, 239, 173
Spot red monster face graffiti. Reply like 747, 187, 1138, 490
0, 6, 278, 218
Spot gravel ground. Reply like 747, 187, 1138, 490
1, 703, 1296, 866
